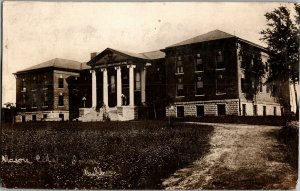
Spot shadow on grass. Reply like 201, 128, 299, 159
1, 121, 213, 189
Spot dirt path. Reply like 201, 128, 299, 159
162, 123, 298, 190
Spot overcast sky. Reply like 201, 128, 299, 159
2, 2, 293, 104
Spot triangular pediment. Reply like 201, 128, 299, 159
88, 48, 148, 67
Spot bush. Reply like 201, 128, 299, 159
278, 121, 299, 170
1, 121, 213, 189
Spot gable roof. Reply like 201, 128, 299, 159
166, 29, 266, 50
167, 29, 235, 48
88, 48, 165, 66
16, 58, 89, 74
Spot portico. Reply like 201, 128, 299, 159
87, 48, 150, 121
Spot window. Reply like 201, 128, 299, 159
271, 85, 277, 96
32, 115, 36, 121
59, 77, 64, 88
176, 56, 184, 73
43, 75, 49, 88
195, 53, 203, 71
197, 105, 204, 117
110, 75, 115, 93
259, 82, 263, 92
241, 78, 246, 93
274, 107, 277, 116
177, 106, 184, 118
242, 104, 246, 116
21, 79, 26, 92
216, 51, 225, 69
22, 94, 26, 106
135, 72, 141, 91
195, 76, 204, 95
217, 104, 226, 116
266, 84, 270, 93
216, 74, 225, 94
59, 114, 64, 121
43, 92, 48, 106
263, 106, 266, 116
176, 78, 184, 97
32, 93, 37, 108
253, 105, 258, 116
22, 116, 26, 123
43, 114, 47, 119
59, 93, 64, 106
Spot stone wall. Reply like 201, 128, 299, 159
166, 99, 239, 117
16, 111, 69, 122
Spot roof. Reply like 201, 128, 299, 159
88, 48, 165, 66
16, 58, 89, 73
140, 50, 165, 60
166, 29, 266, 50
167, 29, 235, 48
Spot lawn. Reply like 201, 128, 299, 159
1, 121, 213, 189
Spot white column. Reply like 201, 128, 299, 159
127, 65, 136, 106
115, 66, 122, 106
141, 67, 146, 103
101, 68, 108, 107
90, 69, 97, 109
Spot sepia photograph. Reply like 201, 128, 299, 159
1, 1, 299, 189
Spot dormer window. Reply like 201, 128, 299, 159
195, 53, 203, 72
176, 56, 184, 74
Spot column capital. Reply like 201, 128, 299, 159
100, 68, 107, 72
127, 65, 136, 69
114, 66, 121, 70
90, 69, 96, 73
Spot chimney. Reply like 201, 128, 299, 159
90, 52, 99, 59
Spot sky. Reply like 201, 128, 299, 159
2, 2, 294, 104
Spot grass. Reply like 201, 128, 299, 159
1, 121, 213, 189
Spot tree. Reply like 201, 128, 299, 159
260, 5, 299, 115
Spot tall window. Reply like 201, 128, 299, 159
216, 51, 225, 69
253, 105, 258, 116
177, 78, 184, 96
43, 75, 49, 88
59, 93, 64, 106
241, 78, 246, 93
216, 74, 225, 94
176, 56, 184, 73
195, 76, 204, 95
110, 75, 115, 93
43, 92, 48, 106
259, 82, 263, 92
59, 77, 64, 88
22, 94, 26, 107
135, 72, 141, 91
21, 79, 26, 92
32, 93, 37, 108
195, 53, 203, 71
32, 76, 37, 91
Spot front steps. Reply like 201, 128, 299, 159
77, 106, 138, 122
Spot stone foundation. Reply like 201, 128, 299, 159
165, 99, 282, 117
16, 111, 69, 122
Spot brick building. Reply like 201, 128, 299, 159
14, 30, 296, 122
164, 30, 286, 117
14, 58, 91, 122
